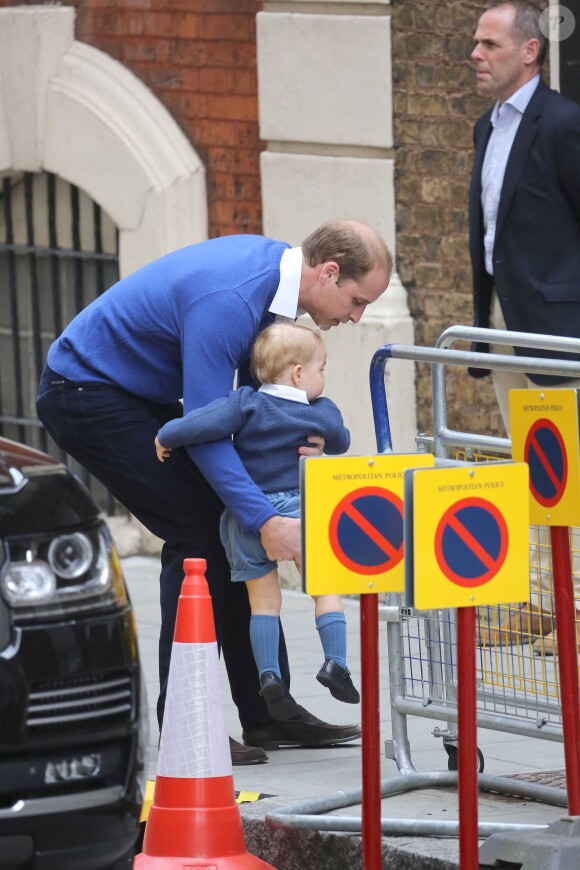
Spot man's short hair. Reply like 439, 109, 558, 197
302, 220, 393, 286
251, 322, 324, 385
489, 1, 548, 67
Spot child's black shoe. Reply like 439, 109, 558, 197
316, 659, 360, 704
260, 671, 301, 720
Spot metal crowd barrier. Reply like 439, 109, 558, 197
371, 326, 580, 790
266, 327, 580, 848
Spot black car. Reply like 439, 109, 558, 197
0, 437, 145, 870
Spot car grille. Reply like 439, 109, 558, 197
27, 672, 134, 732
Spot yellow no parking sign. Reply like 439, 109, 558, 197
405, 463, 530, 610
300, 453, 434, 596
510, 389, 580, 525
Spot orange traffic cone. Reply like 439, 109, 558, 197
135, 558, 276, 869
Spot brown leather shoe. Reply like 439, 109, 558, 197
242, 705, 361, 750
476, 603, 553, 647
229, 736, 268, 765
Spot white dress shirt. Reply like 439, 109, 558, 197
268, 246, 305, 321
481, 74, 539, 275
258, 383, 309, 404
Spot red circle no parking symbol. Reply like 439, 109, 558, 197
434, 497, 508, 588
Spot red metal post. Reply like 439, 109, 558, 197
550, 525, 580, 815
361, 593, 382, 870
457, 606, 479, 870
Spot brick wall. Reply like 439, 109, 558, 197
390, 0, 505, 439
0, 0, 264, 239
1, 0, 549, 440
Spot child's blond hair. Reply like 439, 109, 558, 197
251, 322, 324, 385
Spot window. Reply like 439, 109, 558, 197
0, 171, 119, 510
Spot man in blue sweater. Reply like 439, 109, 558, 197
156, 322, 360, 719
36, 220, 392, 764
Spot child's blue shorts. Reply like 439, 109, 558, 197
219, 488, 300, 583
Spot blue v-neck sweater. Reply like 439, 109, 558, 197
47, 235, 290, 534
157, 387, 351, 494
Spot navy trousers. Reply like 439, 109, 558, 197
36, 366, 290, 729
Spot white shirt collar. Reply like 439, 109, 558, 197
258, 383, 310, 404
491, 74, 540, 124
268, 247, 305, 320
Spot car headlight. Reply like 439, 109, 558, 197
48, 532, 94, 580
0, 523, 127, 619
2, 559, 56, 605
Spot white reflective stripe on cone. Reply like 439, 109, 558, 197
157, 641, 231, 778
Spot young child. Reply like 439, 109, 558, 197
155, 322, 360, 720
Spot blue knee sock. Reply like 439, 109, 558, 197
250, 615, 281, 677
316, 611, 347, 668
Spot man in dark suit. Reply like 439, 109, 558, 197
468, 0, 580, 649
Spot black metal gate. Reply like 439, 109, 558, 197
0, 171, 120, 512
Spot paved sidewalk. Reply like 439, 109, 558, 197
123, 555, 570, 869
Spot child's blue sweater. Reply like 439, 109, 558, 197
157, 387, 350, 493
46, 235, 290, 534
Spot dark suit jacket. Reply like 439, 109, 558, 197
469, 78, 580, 384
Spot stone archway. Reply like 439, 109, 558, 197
0, 5, 209, 551
0, 5, 208, 278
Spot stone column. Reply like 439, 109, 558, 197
257, 1, 417, 454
